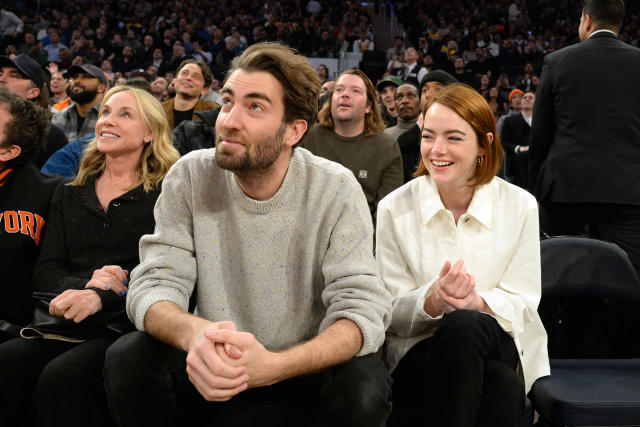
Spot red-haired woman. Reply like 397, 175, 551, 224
376, 84, 549, 426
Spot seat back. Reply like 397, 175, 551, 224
539, 236, 640, 358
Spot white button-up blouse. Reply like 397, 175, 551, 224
376, 175, 550, 392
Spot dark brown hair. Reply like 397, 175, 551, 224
176, 59, 213, 89
31, 80, 50, 110
227, 42, 320, 140
0, 89, 50, 166
583, 0, 625, 30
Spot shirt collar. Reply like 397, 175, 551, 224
589, 29, 617, 38
419, 175, 493, 228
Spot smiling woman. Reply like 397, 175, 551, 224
376, 84, 549, 426
0, 85, 179, 426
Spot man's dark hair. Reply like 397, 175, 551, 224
176, 59, 213, 88
227, 42, 320, 140
583, 0, 625, 30
0, 89, 50, 167
32, 80, 50, 110
396, 82, 419, 96
125, 78, 153, 95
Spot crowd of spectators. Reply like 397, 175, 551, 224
0, 0, 639, 121
0, 1, 638, 424
0, 0, 377, 89
387, 0, 639, 117
387, 0, 640, 112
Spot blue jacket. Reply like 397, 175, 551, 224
41, 135, 94, 178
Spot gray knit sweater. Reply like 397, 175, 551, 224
127, 147, 391, 356
384, 117, 418, 141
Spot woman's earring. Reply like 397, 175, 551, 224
476, 155, 485, 167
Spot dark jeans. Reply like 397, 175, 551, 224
104, 331, 392, 427
389, 310, 524, 427
0, 336, 116, 427
540, 202, 640, 277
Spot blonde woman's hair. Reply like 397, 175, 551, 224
70, 85, 179, 192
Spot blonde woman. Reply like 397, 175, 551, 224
0, 85, 179, 427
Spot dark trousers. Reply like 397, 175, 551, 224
0, 329, 14, 344
0, 336, 116, 427
540, 202, 640, 277
389, 310, 524, 427
104, 331, 392, 427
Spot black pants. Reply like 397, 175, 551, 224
540, 202, 640, 277
0, 329, 14, 344
0, 336, 116, 427
104, 331, 392, 427
389, 310, 524, 427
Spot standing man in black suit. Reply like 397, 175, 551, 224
502, 90, 535, 190
529, 0, 640, 275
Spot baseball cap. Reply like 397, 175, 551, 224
419, 70, 459, 91
376, 75, 402, 91
0, 54, 47, 90
129, 69, 153, 82
63, 64, 108, 86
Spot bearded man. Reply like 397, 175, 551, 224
51, 64, 108, 141
104, 42, 392, 427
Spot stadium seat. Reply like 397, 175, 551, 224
530, 236, 640, 426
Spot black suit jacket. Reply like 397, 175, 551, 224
397, 124, 421, 184
501, 113, 531, 190
529, 32, 640, 205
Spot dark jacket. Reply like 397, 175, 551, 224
33, 177, 160, 313
162, 97, 219, 130
501, 113, 531, 190
33, 123, 68, 169
0, 164, 61, 328
397, 124, 421, 184
529, 32, 640, 204
172, 107, 220, 156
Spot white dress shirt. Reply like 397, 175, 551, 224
376, 175, 550, 392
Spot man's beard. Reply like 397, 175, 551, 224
68, 85, 99, 105
215, 122, 286, 173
